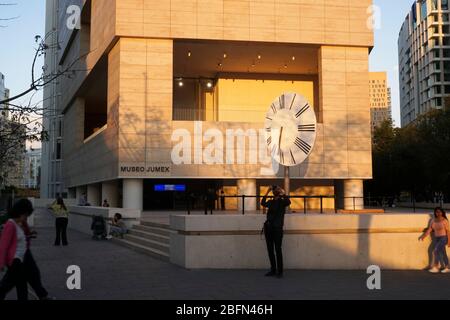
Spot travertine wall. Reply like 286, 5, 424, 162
63, 43, 120, 188
319, 46, 372, 179
116, 0, 373, 46
58, 0, 373, 187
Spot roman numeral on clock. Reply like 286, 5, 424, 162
295, 137, 312, 155
271, 104, 277, 114
279, 95, 285, 109
280, 150, 284, 163
295, 103, 310, 118
289, 94, 297, 110
267, 136, 272, 146
298, 124, 316, 132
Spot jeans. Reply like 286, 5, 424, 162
24, 250, 48, 299
110, 226, 127, 237
264, 224, 284, 274
55, 217, 68, 246
433, 236, 449, 267
0, 258, 28, 300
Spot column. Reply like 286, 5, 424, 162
102, 180, 118, 207
123, 179, 143, 211
68, 188, 76, 199
237, 179, 257, 212
342, 179, 364, 210
76, 186, 86, 205
87, 184, 101, 207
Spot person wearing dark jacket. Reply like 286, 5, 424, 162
261, 186, 291, 278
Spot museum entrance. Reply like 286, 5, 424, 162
143, 179, 223, 211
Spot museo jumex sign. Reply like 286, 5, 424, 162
120, 165, 171, 175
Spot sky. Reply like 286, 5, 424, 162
370, 0, 414, 127
0, 0, 414, 129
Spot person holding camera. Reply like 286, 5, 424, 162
261, 186, 291, 278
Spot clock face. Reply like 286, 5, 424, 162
264, 93, 317, 167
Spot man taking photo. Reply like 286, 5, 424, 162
261, 186, 291, 279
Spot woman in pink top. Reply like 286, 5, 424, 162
419, 207, 450, 273
0, 199, 32, 300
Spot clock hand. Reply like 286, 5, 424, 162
279, 126, 284, 151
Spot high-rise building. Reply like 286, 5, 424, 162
22, 148, 42, 189
41, 0, 65, 198
369, 72, 392, 133
0, 72, 25, 189
0, 72, 10, 119
43, 0, 374, 211
398, 0, 450, 127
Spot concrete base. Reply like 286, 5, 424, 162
170, 213, 435, 270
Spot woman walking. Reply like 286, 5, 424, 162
0, 199, 32, 300
419, 207, 450, 273
51, 197, 69, 246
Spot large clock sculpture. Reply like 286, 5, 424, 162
265, 93, 317, 166
264, 93, 317, 197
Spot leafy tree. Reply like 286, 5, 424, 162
367, 102, 450, 202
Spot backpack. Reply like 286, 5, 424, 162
91, 216, 106, 235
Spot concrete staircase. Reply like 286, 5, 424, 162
112, 220, 171, 261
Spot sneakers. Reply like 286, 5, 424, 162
265, 271, 276, 277
428, 267, 441, 273
441, 268, 450, 274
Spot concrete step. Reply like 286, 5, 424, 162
123, 234, 169, 254
128, 229, 170, 244
111, 238, 170, 262
133, 224, 170, 237
140, 220, 170, 229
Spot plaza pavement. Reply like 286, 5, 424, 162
5, 208, 450, 300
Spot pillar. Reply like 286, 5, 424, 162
335, 179, 364, 210
68, 188, 76, 199
76, 186, 86, 205
87, 184, 101, 207
102, 180, 118, 207
123, 179, 143, 211
237, 179, 257, 212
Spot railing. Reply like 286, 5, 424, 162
184, 195, 405, 215
173, 108, 207, 121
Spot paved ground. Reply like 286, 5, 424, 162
3, 208, 449, 300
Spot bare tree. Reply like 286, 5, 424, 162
0, 2, 19, 28
0, 32, 88, 187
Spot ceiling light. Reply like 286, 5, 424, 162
218, 62, 223, 67
178, 79, 184, 87
188, 51, 192, 57
257, 54, 262, 60
292, 56, 296, 61
284, 64, 288, 69
207, 82, 213, 88
223, 53, 227, 59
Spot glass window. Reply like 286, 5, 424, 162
56, 141, 62, 160
421, 2, 428, 20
